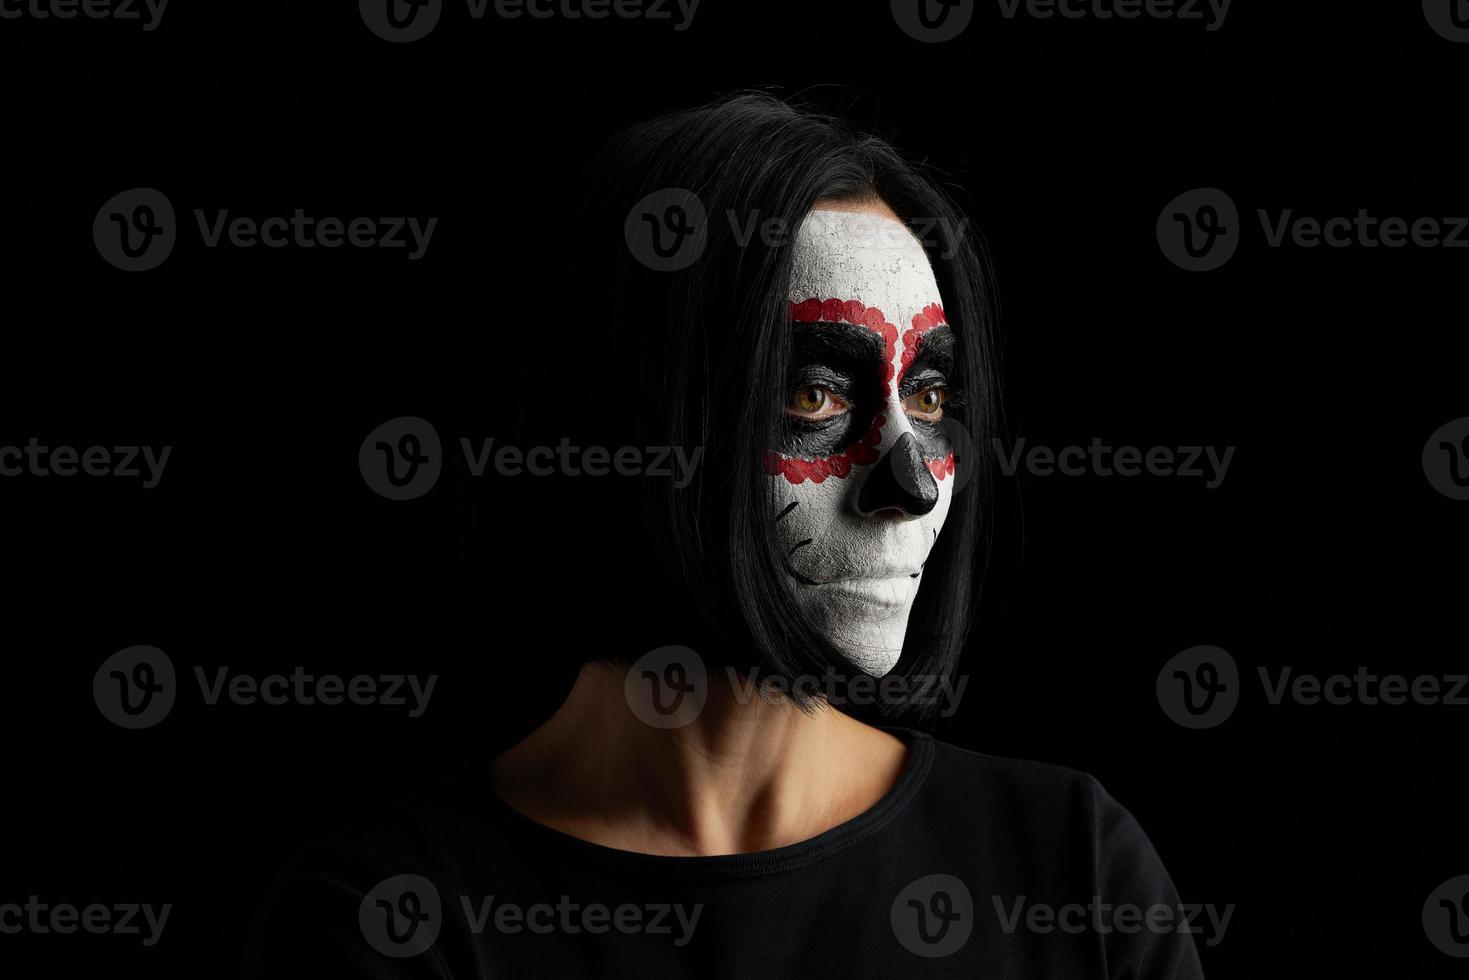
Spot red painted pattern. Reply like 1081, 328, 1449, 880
899, 302, 947, 382
763, 413, 887, 485
788, 297, 899, 394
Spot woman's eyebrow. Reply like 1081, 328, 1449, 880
904, 324, 955, 375
789, 320, 885, 366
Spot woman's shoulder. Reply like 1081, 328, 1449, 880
904, 729, 1190, 920
903, 728, 1146, 840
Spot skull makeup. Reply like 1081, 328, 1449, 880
766, 207, 958, 677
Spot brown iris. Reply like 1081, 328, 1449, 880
902, 387, 947, 420
786, 385, 849, 421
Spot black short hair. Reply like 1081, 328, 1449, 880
560, 91, 1001, 718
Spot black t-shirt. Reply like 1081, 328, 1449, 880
246, 729, 1206, 978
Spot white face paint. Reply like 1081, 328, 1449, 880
766, 208, 957, 677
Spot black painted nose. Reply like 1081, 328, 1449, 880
858, 432, 938, 517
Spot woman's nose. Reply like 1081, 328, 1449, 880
857, 431, 938, 517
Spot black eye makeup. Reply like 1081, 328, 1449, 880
900, 327, 963, 414
778, 319, 965, 459
898, 327, 964, 462
899, 325, 955, 397
781, 321, 885, 457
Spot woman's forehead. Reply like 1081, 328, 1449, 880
787, 209, 941, 325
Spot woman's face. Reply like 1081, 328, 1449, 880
766, 205, 957, 677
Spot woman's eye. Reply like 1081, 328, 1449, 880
786, 385, 849, 420
903, 386, 947, 420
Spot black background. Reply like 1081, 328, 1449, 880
3, 1, 1466, 976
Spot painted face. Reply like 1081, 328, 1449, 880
766, 208, 957, 677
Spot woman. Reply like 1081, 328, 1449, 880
248, 93, 1205, 978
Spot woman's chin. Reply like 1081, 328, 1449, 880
817, 619, 909, 678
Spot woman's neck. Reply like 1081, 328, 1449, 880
490, 663, 908, 857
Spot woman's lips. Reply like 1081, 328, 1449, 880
809, 575, 917, 609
